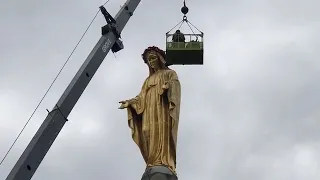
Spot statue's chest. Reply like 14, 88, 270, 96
146, 73, 165, 90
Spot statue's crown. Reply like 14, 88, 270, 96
142, 46, 166, 63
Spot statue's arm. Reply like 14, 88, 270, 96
166, 70, 181, 110
126, 94, 142, 115
127, 80, 147, 114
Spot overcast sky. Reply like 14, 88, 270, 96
0, 0, 320, 179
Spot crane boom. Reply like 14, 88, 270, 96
6, 0, 141, 179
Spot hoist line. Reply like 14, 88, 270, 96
167, 18, 201, 38
167, 0, 201, 36
0, 0, 111, 167
178, 22, 184, 30
186, 21, 196, 35
167, 19, 184, 34
187, 20, 202, 34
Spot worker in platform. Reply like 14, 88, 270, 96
172, 30, 185, 42
118, 46, 181, 176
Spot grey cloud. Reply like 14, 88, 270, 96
1, 0, 320, 180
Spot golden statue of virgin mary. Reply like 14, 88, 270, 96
119, 46, 181, 174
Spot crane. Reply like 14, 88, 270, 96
5, 0, 141, 179
5, 0, 204, 179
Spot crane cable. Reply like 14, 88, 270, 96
0, 0, 111, 167
166, 0, 202, 35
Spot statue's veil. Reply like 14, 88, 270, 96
142, 46, 170, 76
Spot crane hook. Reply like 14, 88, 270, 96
181, 0, 189, 21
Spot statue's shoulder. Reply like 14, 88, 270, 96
164, 69, 177, 74
164, 69, 179, 79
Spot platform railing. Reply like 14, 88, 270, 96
166, 33, 203, 50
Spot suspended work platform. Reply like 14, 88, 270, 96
166, 33, 203, 65
164, 0, 204, 66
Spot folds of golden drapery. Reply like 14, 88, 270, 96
126, 69, 181, 174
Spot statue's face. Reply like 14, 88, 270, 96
147, 51, 160, 69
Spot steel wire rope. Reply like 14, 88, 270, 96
0, 0, 111, 167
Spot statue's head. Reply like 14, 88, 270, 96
142, 46, 169, 75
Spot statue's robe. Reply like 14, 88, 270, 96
127, 69, 181, 174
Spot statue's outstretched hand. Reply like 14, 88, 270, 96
118, 100, 130, 109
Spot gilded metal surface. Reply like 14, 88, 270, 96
119, 48, 181, 174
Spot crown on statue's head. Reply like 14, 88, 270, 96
142, 46, 166, 64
